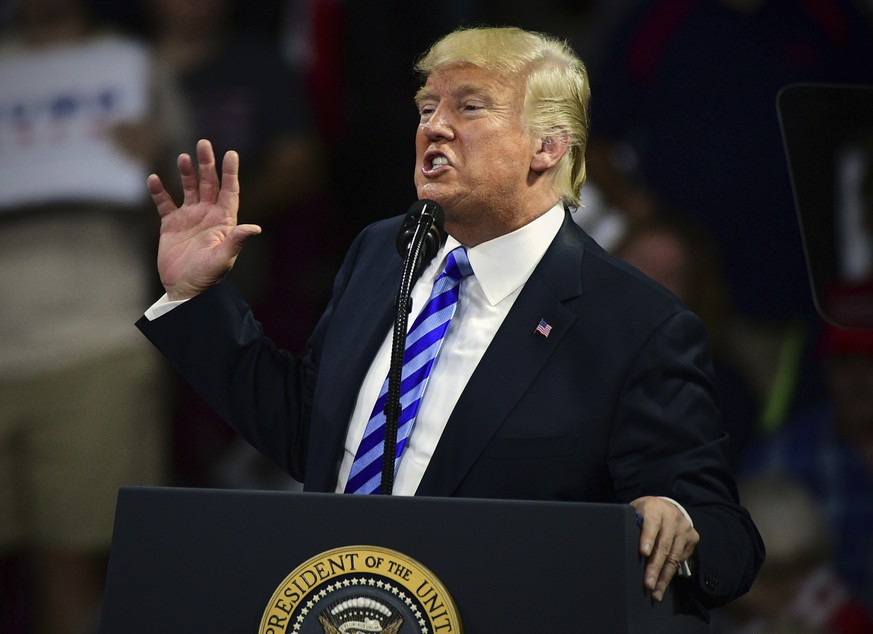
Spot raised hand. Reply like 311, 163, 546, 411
147, 139, 262, 301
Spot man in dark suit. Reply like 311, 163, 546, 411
138, 27, 763, 610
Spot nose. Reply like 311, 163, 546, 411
420, 102, 455, 141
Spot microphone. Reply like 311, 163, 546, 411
395, 199, 446, 276
380, 199, 446, 495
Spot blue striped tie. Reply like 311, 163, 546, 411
344, 246, 473, 494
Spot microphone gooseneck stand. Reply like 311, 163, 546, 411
380, 202, 444, 495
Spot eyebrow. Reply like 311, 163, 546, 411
414, 87, 436, 105
414, 83, 493, 106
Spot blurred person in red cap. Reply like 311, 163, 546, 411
818, 322, 873, 453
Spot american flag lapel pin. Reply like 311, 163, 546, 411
535, 318, 553, 338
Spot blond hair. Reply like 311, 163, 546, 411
415, 26, 590, 207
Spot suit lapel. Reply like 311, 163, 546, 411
306, 244, 402, 491
416, 216, 586, 496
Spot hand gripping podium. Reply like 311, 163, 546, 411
99, 486, 709, 633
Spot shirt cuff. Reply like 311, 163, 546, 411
144, 293, 189, 321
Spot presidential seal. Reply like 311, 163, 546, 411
260, 545, 462, 634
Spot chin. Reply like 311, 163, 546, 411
416, 187, 448, 206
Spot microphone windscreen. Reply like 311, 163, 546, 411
395, 199, 445, 259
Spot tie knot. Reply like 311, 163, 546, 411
443, 247, 473, 281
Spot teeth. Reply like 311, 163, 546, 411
431, 156, 448, 168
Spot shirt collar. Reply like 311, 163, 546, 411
436, 202, 565, 306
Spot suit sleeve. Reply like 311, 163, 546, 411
135, 224, 371, 482
607, 309, 765, 608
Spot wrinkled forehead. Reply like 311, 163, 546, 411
415, 63, 525, 103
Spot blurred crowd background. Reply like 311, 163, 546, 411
1, 1, 873, 632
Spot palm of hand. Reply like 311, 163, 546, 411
157, 199, 240, 298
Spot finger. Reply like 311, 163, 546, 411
230, 224, 262, 244
650, 525, 699, 601
147, 173, 177, 217
218, 223, 262, 263
196, 139, 220, 205
640, 511, 677, 593
644, 529, 673, 593
217, 150, 240, 216
651, 548, 682, 602
652, 528, 696, 601
682, 528, 700, 561
637, 509, 662, 559
178, 152, 199, 206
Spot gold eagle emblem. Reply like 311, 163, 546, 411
318, 595, 403, 634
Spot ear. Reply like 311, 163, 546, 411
530, 130, 569, 173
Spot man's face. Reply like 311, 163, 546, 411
617, 231, 691, 303
414, 65, 537, 242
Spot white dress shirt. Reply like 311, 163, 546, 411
335, 203, 565, 494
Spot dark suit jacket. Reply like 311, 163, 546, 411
138, 211, 764, 608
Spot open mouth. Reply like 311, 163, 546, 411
424, 152, 450, 174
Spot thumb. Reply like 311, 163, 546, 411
218, 223, 262, 263
227, 222, 262, 249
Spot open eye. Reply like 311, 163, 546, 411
417, 102, 436, 119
